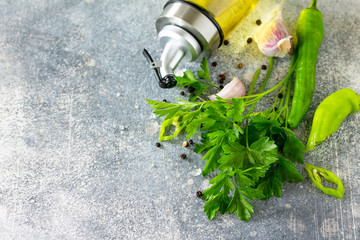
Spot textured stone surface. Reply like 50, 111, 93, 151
0, 0, 359, 239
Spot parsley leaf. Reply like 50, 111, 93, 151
202, 173, 234, 220
250, 116, 305, 164
197, 58, 211, 82
282, 133, 305, 164
275, 157, 304, 183
146, 56, 307, 222
256, 168, 284, 199
218, 137, 278, 173
201, 130, 228, 176
256, 157, 303, 199
227, 188, 254, 222
176, 58, 217, 102
226, 98, 245, 122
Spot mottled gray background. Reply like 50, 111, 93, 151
0, 0, 359, 239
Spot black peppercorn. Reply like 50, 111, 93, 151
188, 139, 193, 144
180, 154, 187, 159
224, 39, 229, 45
188, 86, 195, 93
155, 142, 161, 148
237, 63, 243, 69
278, 93, 283, 99
256, 19, 262, 25
219, 85, 224, 89
247, 37, 253, 44
180, 91, 185, 96
162, 99, 167, 102
261, 65, 267, 70
219, 79, 224, 84
196, 191, 203, 198
211, 61, 217, 67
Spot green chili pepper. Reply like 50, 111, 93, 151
288, 0, 324, 128
305, 164, 344, 199
306, 88, 360, 151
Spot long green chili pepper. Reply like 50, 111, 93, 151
288, 0, 324, 128
306, 88, 360, 151
305, 164, 344, 199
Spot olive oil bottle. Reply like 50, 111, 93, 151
143, 0, 258, 88
186, 0, 258, 37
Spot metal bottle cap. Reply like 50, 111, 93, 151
144, 0, 223, 88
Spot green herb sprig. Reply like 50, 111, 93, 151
146, 55, 304, 222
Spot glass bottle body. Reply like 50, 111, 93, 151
186, 0, 258, 37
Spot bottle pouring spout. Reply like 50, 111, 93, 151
143, 48, 178, 88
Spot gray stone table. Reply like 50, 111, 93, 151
0, 0, 359, 239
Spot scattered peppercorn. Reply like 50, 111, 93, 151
219, 85, 224, 89
211, 61, 217, 67
180, 91, 185, 96
256, 19, 262, 25
188, 86, 195, 93
219, 79, 224, 84
261, 65, 267, 70
188, 139, 193, 144
224, 39, 229, 45
237, 63, 243, 69
155, 142, 161, 147
183, 141, 189, 147
278, 93, 283, 99
181, 153, 187, 159
196, 191, 203, 198
247, 37, 253, 44
274, 107, 278, 111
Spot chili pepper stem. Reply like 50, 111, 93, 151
309, 0, 317, 9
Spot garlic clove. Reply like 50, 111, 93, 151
254, 10, 292, 57
208, 77, 245, 103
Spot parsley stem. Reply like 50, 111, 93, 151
272, 53, 297, 112
247, 68, 261, 98
197, 96, 207, 102
245, 119, 250, 148
206, 82, 221, 90
257, 57, 274, 94
246, 58, 297, 101
276, 87, 286, 112
283, 72, 293, 128
246, 57, 274, 115
232, 175, 238, 189
284, 75, 292, 110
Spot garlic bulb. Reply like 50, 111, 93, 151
254, 10, 292, 58
208, 77, 245, 103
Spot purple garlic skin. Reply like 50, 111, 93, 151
208, 77, 245, 103
254, 10, 292, 58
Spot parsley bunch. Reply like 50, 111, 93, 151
146, 55, 305, 222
